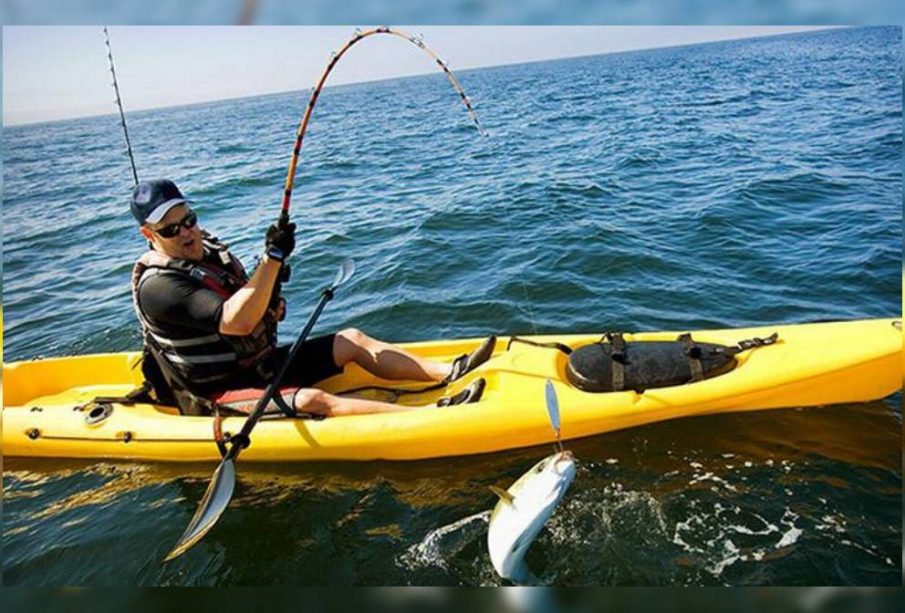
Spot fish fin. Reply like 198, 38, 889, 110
489, 486, 515, 507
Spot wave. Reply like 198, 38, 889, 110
730, 169, 851, 207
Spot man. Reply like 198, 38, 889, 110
130, 179, 493, 417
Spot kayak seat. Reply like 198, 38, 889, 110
210, 386, 326, 419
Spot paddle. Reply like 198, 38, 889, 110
544, 379, 564, 452
163, 257, 356, 562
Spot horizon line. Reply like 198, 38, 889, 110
3, 25, 848, 128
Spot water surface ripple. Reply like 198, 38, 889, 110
2, 27, 901, 586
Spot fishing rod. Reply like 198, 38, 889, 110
164, 27, 486, 562
279, 26, 487, 224
103, 26, 139, 186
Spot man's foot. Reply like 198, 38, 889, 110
445, 336, 496, 383
437, 378, 486, 407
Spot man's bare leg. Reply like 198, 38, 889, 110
333, 327, 453, 382
294, 387, 429, 416
293, 379, 485, 417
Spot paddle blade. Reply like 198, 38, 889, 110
163, 459, 236, 562
333, 257, 355, 289
545, 379, 561, 439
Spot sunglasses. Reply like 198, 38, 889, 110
153, 210, 198, 238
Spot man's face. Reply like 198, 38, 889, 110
140, 204, 204, 261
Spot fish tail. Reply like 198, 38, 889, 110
509, 562, 539, 585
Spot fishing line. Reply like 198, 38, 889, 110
102, 25, 540, 335
279, 26, 486, 222
281, 26, 541, 335
492, 162, 541, 335
103, 26, 139, 186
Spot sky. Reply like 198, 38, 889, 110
2, 26, 837, 126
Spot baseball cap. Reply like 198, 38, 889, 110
130, 179, 188, 225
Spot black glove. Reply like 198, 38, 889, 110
265, 221, 296, 262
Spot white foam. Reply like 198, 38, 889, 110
775, 526, 803, 549
707, 539, 741, 576
838, 536, 894, 565
775, 508, 802, 549
688, 471, 738, 492
397, 510, 490, 572
671, 502, 795, 578
727, 513, 779, 536
817, 515, 847, 534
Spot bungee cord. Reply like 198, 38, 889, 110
279, 26, 487, 222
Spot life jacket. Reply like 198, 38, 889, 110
131, 231, 278, 415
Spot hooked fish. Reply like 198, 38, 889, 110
487, 450, 577, 583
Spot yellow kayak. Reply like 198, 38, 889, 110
3, 318, 901, 462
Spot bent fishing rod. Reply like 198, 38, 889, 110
165, 26, 487, 562
278, 26, 487, 224
103, 27, 139, 186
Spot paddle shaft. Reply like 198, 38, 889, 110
163, 258, 352, 562
225, 286, 335, 461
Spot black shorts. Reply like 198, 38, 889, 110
199, 333, 342, 406
210, 334, 342, 415
272, 333, 343, 388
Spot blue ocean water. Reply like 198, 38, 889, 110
2, 27, 901, 586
